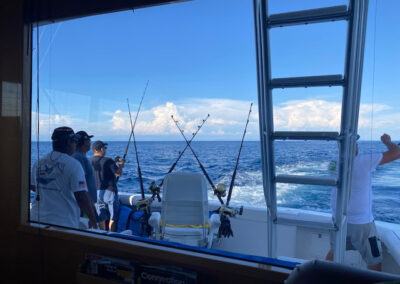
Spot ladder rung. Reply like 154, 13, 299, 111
268, 5, 349, 28
273, 131, 339, 141
277, 216, 336, 231
270, 75, 344, 89
275, 175, 337, 186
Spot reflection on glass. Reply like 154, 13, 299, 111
28, 0, 400, 274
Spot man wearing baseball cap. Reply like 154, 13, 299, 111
73, 131, 97, 203
91, 140, 124, 231
30, 126, 98, 230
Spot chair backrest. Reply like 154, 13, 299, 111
161, 172, 208, 237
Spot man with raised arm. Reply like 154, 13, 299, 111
30, 127, 98, 230
326, 133, 400, 271
91, 140, 124, 232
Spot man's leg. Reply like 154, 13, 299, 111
105, 190, 119, 232
351, 222, 383, 271
368, 263, 382, 271
326, 250, 334, 261
109, 220, 116, 232
95, 190, 108, 231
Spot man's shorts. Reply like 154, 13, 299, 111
330, 221, 383, 266
95, 190, 120, 222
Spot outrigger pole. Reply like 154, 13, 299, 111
171, 115, 224, 205
116, 80, 149, 184
226, 103, 253, 206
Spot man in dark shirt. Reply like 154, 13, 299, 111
91, 140, 124, 231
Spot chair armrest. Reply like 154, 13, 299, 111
206, 213, 221, 248
209, 213, 221, 233
149, 212, 161, 237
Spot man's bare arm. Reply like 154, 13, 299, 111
380, 133, 400, 165
74, 191, 98, 229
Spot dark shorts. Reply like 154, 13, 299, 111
95, 190, 120, 222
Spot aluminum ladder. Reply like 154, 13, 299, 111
253, 0, 369, 263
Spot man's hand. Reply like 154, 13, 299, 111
115, 156, 125, 168
379, 133, 400, 165
381, 133, 391, 145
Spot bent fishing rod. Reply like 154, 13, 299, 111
226, 103, 253, 207
171, 115, 224, 205
157, 114, 210, 188
116, 80, 149, 184
127, 100, 145, 199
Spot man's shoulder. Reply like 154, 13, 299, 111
72, 152, 85, 162
356, 153, 382, 162
63, 154, 84, 172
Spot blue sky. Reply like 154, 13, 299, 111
32, 0, 400, 141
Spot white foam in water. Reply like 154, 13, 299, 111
31, 141, 400, 224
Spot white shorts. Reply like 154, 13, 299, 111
330, 221, 383, 266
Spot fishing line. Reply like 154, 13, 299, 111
34, 20, 46, 284
368, 0, 378, 223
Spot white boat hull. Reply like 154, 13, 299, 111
118, 192, 400, 274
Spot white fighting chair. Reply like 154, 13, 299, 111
148, 172, 220, 248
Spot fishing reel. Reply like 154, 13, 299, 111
148, 180, 161, 202
114, 156, 128, 166
135, 198, 151, 212
214, 183, 227, 198
218, 205, 243, 218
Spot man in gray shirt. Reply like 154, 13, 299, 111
73, 131, 98, 218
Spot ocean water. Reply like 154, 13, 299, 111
30, 140, 400, 224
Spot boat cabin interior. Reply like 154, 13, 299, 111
1, 0, 400, 283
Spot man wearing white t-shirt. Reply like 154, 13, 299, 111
30, 127, 98, 230
326, 133, 400, 271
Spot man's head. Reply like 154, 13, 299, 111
51, 126, 78, 155
76, 131, 94, 153
92, 140, 108, 156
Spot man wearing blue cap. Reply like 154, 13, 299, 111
30, 126, 98, 230
327, 133, 400, 271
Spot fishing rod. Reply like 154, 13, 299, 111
157, 114, 210, 188
217, 104, 252, 238
171, 115, 224, 205
116, 80, 149, 184
127, 98, 153, 236
226, 103, 253, 207
127, 100, 145, 199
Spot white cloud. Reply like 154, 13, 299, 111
109, 99, 255, 138
107, 98, 400, 139
274, 99, 341, 130
33, 96, 400, 140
